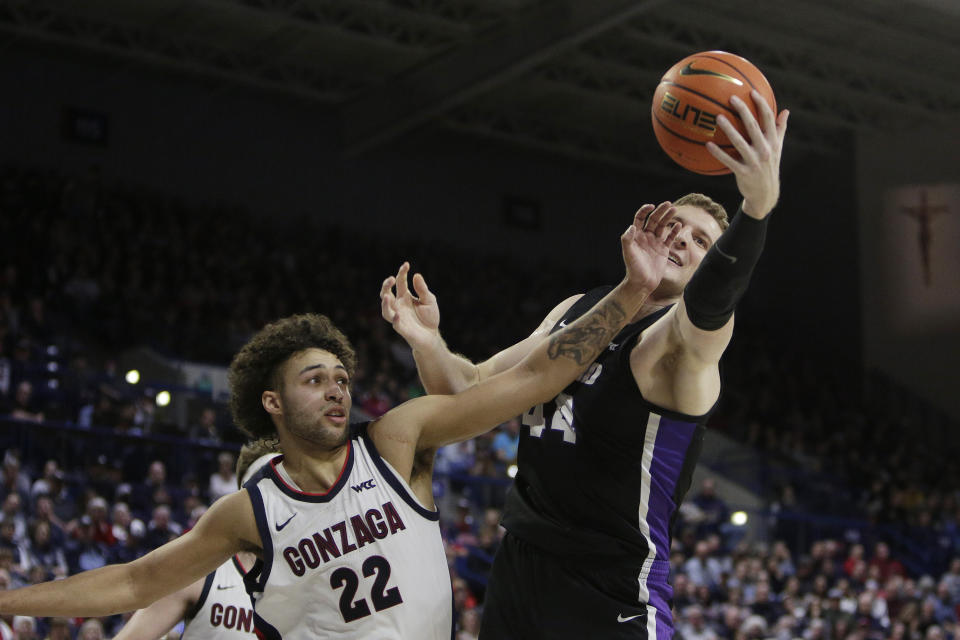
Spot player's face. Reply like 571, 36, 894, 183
656, 205, 724, 296
273, 348, 352, 449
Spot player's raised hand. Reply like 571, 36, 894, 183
706, 90, 789, 220
620, 201, 681, 293
380, 262, 441, 348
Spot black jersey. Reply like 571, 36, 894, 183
501, 286, 714, 574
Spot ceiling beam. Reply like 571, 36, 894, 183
340, 0, 669, 155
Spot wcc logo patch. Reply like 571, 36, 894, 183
351, 479, 376, 493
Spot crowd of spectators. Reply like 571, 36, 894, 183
1, 165, 959, 639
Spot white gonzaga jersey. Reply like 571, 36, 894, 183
183, 557, 255, 640
243, 423, 453, 640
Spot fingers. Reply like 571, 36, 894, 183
661, 218, 681, 247
634, 204, 655, 229
750, 90, 776, 140
776, 108, 790, 148
411, 272, 434, 302
716, 108, 756, 165
379, 275, 396, 301
705, 139, 740, 171
380, 276, 397, 322
644, 201, 676, 236
395, 262, 410, 299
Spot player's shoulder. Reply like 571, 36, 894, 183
544, 286, 609, 333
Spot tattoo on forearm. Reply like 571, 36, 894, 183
547, 300, 627, 365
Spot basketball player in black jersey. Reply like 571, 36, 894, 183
379, 91, 788, 639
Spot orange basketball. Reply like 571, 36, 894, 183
651, 51, 776, 175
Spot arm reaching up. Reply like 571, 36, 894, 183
380, 202, 679, 396
374, 202, 681, 450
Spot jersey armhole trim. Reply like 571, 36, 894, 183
245, 484, 274, 591
186, 570, 215, 622
359, 427, 440, 522
253, 612, 283, 640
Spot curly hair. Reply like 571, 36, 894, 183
674, 193, 730, 231
227, 313, 358, 441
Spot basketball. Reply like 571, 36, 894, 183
651, 51, 776, 175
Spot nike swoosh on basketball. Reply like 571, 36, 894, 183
618, 613, 643, 623
216, 585, 234, 590
276, 513, 297, 531
679, 62, 743, 86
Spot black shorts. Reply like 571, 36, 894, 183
478, 533, 672, 640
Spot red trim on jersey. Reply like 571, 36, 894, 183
268, 444, 352, 496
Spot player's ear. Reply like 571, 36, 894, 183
262, 390, 282, 416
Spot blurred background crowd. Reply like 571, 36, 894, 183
1, 166, 959, 640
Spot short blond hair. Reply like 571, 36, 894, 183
674, 193, 729, 231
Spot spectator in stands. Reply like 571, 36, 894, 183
41, 618, 71, 640
716, 603, 745, 640
82, 497, 115, 548
11, 615, 34, 640
66, 516, 111, 574
76, 619, 104, 640
188, 406, 221, 443
686, 540, 722, 591
29, 498, 66, 548
457, 608, 480, 640
0, 456, 30, 509
930, 580, 956, 624
129, 461, 174, 518
490, 417, 520, 471
0, 525, 27, 578
871, 542, 906, 583
29, 463, 61, 503
8, 382, 43, 424
853, 590, 887, 638
750, 579, 783, 625
25, 522, 66, 579
109, 502, 140, 546
693, 477, 730, 538
0, 496, 26, 547
435, 439, 475, 477
143, 505, 181, 551
207, 452, 236, 503
112, 518, 146, 565
679, 604, 718, 640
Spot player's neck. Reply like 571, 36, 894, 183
631, 294, 679, 323
276, 440, 350, 494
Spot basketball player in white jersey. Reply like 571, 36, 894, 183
0, 205, 683, 639
113, 441, 278, 640
381, 92, 788, 639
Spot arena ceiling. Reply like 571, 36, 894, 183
2, 0, 959, 176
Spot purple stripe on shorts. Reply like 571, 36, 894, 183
646, 416, 697, 640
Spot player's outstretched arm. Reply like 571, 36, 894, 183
0, 491, 257, 618
381, 263, 582, 394
378, 203, 680, 449
380, 263, 477, 395
676, 90, 789, 364
381, 203, 679, 396
112, 576, 204, 640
